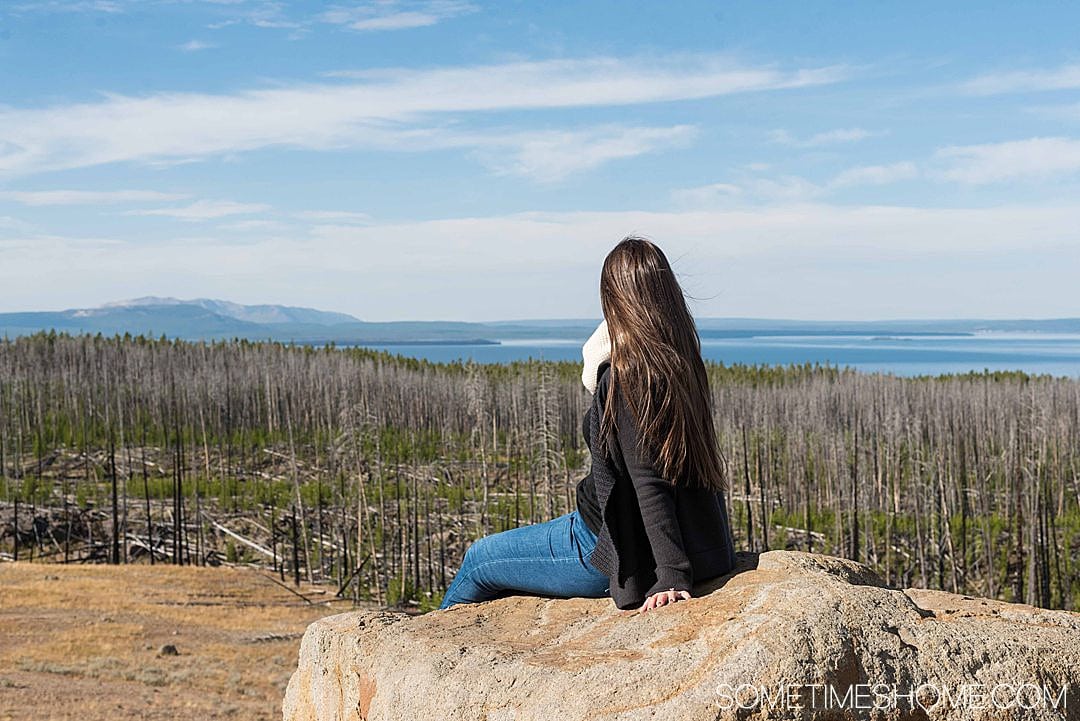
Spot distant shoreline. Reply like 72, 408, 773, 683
331, 338, 500, 347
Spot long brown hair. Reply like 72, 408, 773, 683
598, 236, 728, 493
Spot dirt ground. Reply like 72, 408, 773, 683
0, 562, 368, 721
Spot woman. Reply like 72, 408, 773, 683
438, 236, 737, 613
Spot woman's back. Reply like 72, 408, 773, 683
582, 360, 737, 609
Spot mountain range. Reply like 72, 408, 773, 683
2, 297, 1080, 345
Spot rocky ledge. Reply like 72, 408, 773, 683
283, 550, 1079, 720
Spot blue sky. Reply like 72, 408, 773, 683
2, 1, 1080, 321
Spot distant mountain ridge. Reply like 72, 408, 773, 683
0, 298, 501, 344
99, 296, 360, 325
2, 298, 1080, 345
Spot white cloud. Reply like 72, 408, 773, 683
276, 122, 698, 181
476, 125, 697, 182
0, 215, 35, 232
344, 12, 450, 30
673, 163, 918, 206
8, 1, 123, 13
0, 55, 847, 177
961, 64, 1080, 95
217, 218, 289, 232
672, 176, 825, 207
92, 203, 1080, 271
318, 1, 477, 31
294, 210, 372, 224
768, 127, 879, 148
742, 176, 824, 202
934, 137, 1080, 184
7, 0, 471, 33
676, 135, 1080, 205
178, 39, 216, 51
121, 199, 270, 220
203, 2, 304, 31
670, 183, 744, 207
829, 162, 918, 188
0, 189, 189, 205
5, 202, 1078, 318
1028, 100, 1080, 122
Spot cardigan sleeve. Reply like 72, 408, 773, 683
612, 383, 694, 597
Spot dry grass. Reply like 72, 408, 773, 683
0, 562, 363, 721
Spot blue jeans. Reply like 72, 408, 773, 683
438, 509, 610, 609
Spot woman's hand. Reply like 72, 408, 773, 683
638, 587, 691, 612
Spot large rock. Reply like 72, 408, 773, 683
283, 550, 1080, 720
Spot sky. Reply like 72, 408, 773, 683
2, 1, 1080, 322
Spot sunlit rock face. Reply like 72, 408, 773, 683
283, 550, 1080, 721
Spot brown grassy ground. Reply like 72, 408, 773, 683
0, 562, 365, 721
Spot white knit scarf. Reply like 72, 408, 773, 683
581, 319, 611, 395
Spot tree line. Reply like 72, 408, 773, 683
0, 331, 1076, 611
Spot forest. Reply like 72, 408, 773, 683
1, 331, 1077, 612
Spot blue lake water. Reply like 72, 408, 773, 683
356, 333, 1080, 378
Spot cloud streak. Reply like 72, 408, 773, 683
934, 137, 1080, 184
472, 125, 698, 182
768, 127, 880, 148
673, 161, 920, 206
0, 189, 189, 205
317, 1, 477, 31
178, 39, 217, 51
0, 55, 847, 177
7, 1, 123, 13
121, 199, 270, 220
829, 161, 918, 188
676, 133, 1080, 204
5, 201, 1078, 318
961, 63, 1080, 95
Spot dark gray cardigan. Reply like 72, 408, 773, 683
586, 360, 738, 610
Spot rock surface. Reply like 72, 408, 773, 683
282, 550, 1080, 720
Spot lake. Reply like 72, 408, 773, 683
356, 332, 1080, 378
